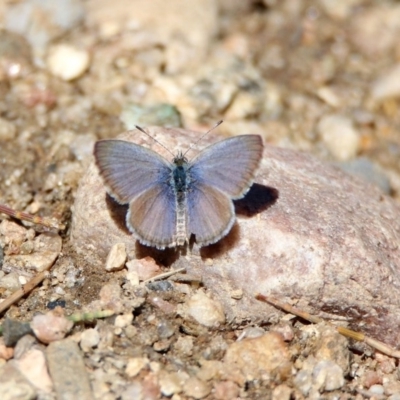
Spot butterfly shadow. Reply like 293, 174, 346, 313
105, 183, 278, 265
199, 183, 279, 259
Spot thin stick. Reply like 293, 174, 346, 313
0, 263, 55, 314
143, 267, 186, 284
0, 204, 65, 230
255, 293, 400, 359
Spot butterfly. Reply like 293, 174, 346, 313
94, 128, 263, 249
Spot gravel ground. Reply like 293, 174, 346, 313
1, 1, 400, 399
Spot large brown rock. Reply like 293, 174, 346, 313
71, 127, 400, 345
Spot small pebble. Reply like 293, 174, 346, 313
371, 63, 400, 101
114, 313, 133, 328
126, 257, 161, 281
294, 370, 313, 396
213, 380, 240, 400
184, 290, 225, 328
224, 332, 291, 384
80, 328, 100, 351
183, 377, 211, 399
271, 384, 292, 400
47, 44, 90, 81
369, 384, 385, 395
312, 360, 344, 391
0, 118, 17, 141
125, 357, 149, 378
158, 371, 182, 396
105, 243, 127, 272
30, 308, 73, 344
0, 272, 21, 291
317, 114, 360, 161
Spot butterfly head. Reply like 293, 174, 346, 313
173, 152, 188, 166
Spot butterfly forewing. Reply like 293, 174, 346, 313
186, 182, 235, 246
94, 140, 172, 204
189, 135, 263, 199
127, 183, 177, 249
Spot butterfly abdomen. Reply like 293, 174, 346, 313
172, 162, 190, 246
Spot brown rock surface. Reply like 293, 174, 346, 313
71, 127, 400, 345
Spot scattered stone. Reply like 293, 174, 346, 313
0, 30, 32, 79
30, 308, 73, 344
236, 326, 265, 341
14, 348, 53, 393
371, 63, 400, 102
80, 328, 100, 351
86, 0, 218, 72
182, 376, 211, 399
0, 272, 21, 291
5, 0, 85, 50
317, 114, 360, 161
98, 282, 124, 313
271, 384, 292, 400
350, 4, 400, 57
47, 44, 90, 81
2, 319, 32, 347
0, 337, 14, 360
105, 242, 126, 272
158, 371, 182, 396
46, 340, 94, 400
148, 295, 177, 315
369, 384, 385, 395
213, 380, 240, 400
173, 336, 194, 357
223, 332, 291, 385
312, 360, 345, 391
120, 103, 182, 130
0, 220, 28, 247
312, 325, 350, 374
125, 357, 149, 378
0, 363, 36, 400
0, 118, 17, 141
114, 313, 133, 328
126, 257, 161, 281
5, 232, 62, 272
183, 290, 225, 328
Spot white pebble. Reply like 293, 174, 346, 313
312, 360, 344, 391
47, 44, 89, 81
105, 243, 127, 272
371, 63, 400, 101
185, 291, 225, 328
80, 328, 100, 351
125, 357, 149, 378
114, 313, 133, 328
0, 118, 16, 141
317, 114, 360, 161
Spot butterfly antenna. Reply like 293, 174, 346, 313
183, 120, 223, 158
135, 125, 175, 158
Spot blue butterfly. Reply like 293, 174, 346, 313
94, 129, 263, 249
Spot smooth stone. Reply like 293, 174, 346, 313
71, 126, 400, 346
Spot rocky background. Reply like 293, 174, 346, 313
1, 0, 400, 399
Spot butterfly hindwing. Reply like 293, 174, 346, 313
186, 182, 234, 246
127, 182, 177, 249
